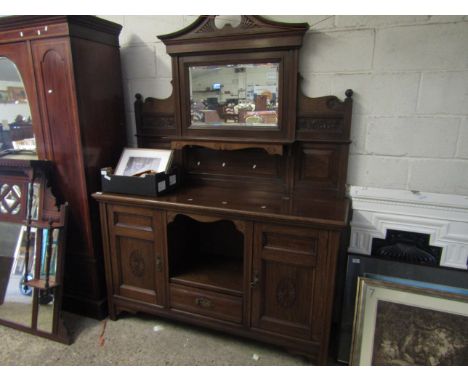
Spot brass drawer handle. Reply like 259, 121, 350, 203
195, 296, 212, 308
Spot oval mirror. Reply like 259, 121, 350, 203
0, 57, 37, 159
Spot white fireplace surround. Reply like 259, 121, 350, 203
348, 186, 468, 270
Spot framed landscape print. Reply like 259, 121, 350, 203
350, 277, 468, 366
114, 148, 173, 176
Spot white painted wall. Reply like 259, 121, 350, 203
98, 15, 468, 196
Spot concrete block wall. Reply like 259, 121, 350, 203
99, 15, 468, 196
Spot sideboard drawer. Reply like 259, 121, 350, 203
170, 284, 243, 324
108, 204, 157, 240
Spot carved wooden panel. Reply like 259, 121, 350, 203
106, 205, 165, 306
135, 93, 177, 143
297, 117, 344, 134
142, 116, 176, 131
115, 236, 157, 304
294, 142, 348, 197
0, 183, 23, 216
251, 223, 323, 339
263, 262, 314, 328
296, 90, 353, 142
0, 175, 29, 223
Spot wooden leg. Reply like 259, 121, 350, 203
285, 348, 318, 365
108, 303, 117, 321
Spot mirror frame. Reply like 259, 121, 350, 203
0, 43, 48, 159
0, 159, 70, 344
179, 51, 288, 139
159, 15, 308, 143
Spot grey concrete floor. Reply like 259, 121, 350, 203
0, 311, 315, 366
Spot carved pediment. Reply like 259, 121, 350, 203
159, 15, 309, 55
190, 15, 267, 35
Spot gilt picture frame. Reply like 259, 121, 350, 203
114, 148, 173, 176
350, 277, 468, 366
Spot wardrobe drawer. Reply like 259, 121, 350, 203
170, 284, 242, 324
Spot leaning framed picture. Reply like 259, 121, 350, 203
350, 277, 468, 366
114, 148, 173, 176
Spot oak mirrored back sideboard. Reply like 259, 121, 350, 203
94, 15, 354, 364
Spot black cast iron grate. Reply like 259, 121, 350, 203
371, 229, 443, 266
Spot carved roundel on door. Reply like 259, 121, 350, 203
276, 278, 297, 308
129, 250, 145, 278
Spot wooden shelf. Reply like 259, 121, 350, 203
171, 138, 284, 155
170, 256, 243, 296
25, 277, 58, 290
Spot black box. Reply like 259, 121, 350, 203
100, 167, 179, 197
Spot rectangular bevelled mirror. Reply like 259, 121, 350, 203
189, 62, 280, 129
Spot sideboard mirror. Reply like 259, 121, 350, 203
189, 61, 280, 128
0, 160, 69, 343
158, 16, 308, 142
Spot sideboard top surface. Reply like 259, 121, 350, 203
93, 185, 350, 228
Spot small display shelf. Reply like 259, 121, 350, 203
168, 214, 244, 297
170, 255, 243, 296
170, 138, 284, 155
25, 277, 58, 290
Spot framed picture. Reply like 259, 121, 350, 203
114, 148, 173, 176
7, 86, 27, 103
350, 277, 468, 366
337, 254, 468, 364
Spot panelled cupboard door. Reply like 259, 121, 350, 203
251, 223, 328, 340
30, 38, 93, 256
106, 204, 166, 307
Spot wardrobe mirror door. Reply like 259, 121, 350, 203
0, 57, 36, 159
